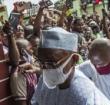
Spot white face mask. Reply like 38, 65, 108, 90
43, 55, 73, 89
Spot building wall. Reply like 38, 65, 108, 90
73, 0, 108, 17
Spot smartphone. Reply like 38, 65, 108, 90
45, 0, 53, 7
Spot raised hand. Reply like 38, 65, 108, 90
39, 0, 53, 9
13, 2, 25, 13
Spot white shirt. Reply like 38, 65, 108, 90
31, 70, 110, 105
76, 60, 110, 100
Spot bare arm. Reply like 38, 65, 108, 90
3, 22, 20, 66
57, 5, 67, 28
33, 6, 44, 37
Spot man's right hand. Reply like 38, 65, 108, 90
14, 2, 25, 13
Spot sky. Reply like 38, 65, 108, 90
3, 0, 59, 16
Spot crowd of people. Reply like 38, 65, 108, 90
0, 0, 110, 105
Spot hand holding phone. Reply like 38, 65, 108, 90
39, 0, 53, 8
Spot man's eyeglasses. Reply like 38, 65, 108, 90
38, 55, 69, 69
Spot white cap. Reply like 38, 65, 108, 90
40, 27, 78, 52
